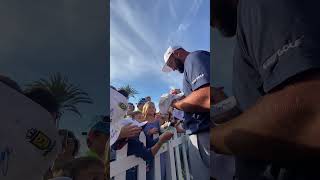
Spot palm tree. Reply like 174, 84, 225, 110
118, 85, 139, 98
25, 73, 93, 124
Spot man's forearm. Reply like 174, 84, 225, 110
212, 78, 320, 161
173, 86, 210, 112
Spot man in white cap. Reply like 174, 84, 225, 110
162, 46, 210, 179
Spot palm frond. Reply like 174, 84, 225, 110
118, 85, 139, 98
25, 72, 93, 120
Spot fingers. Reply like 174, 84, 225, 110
127, 130, 141, 138
121, 124, 142, 138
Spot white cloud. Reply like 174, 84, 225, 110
168, 0, 177, 20
178, 23, 191, 32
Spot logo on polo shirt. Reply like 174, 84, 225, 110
26, 128, 56, 156
263, 36, 304, 70
192, 74, 205, 84
118, 102, 127, 111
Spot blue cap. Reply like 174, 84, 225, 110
90, 121, 109, 135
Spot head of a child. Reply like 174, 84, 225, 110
131, 111, 143, 122
86, 121, 109, 156
128, 103, 135, 112
142, 101, 156, 121
59, 157, 105, 180
155, 112, 161, 120
58, 129, 80, 159
145, 96, 151, 102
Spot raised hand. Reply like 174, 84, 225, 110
119, 124, 142, 139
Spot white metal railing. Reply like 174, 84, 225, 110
110, 129, 190, 180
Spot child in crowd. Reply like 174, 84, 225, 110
111, 88, 173, 180
52, 129, 80, 177
112, 130, 173, 180
142, 102, 169, 180
85, 120, 109, 178
131, 111, 144, 122
50, 157, 105, 180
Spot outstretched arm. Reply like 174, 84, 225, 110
172, 85, 210, 112
212, 71, 320, 162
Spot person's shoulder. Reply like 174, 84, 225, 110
186, 50, 210, 64
189, 50, 210, 57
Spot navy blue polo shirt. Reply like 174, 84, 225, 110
183, 50, 210, 134
233, 0, 320, 179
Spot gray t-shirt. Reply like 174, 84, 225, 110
233, 0, 320, 179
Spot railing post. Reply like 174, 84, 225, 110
166, 130, 177, 180
182, 136, 190, 180
137, 132, 147, 180
174, 131, 183, 180
115, 143, 128, 180
153, 133, 161, 180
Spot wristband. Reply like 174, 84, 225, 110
211, 96, 237, 117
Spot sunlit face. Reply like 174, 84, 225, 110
155, 113, 161, 120
128, 103, 135, 112
146, 103, 156, 115
134, 113, 143, 122
75, 165, 105, 180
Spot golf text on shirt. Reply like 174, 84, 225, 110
192, 73, 205, 85
263, 36, 304, 70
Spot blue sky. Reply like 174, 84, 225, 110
110, 0, 210, 109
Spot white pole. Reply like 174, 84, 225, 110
181, 136, 190, 180
153, 133, 161, 180
174, 131, 183, 180
137, 132, 147, 180
166, 131, 177, 180
115, 143, 128, 180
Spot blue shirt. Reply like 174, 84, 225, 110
183, 50, 210, 134
143, 121, 160, 148
112, 136, 155, 162
233, 0, 320, 179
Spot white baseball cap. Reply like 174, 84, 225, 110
162, 46, 182, 72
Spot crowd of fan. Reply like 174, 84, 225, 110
110, 87, 186, 180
